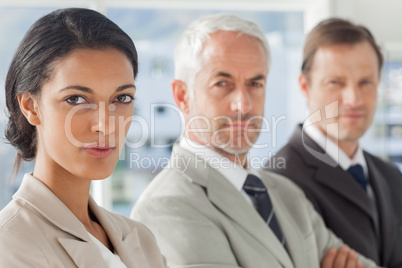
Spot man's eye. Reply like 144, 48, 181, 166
66, 96, 87, 105
216, 81, 227, 87
252, 82, 263, 87
116, 94, 134, 103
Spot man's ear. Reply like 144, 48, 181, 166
299, 73, 310, 99
172, 79, 190, 114
18, 93, 40, 126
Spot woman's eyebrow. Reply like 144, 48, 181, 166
59, 85, 93, 93
59, 84, 136, 93
116, 84, 136, 92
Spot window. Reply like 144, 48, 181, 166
375, 45, 402, 169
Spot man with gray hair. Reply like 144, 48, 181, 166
131, 14, 380, 268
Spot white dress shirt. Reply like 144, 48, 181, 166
179, 138, 259, 206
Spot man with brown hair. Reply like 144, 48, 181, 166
266, 18, 402, 267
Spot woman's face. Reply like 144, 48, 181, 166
34, 47, 135, 180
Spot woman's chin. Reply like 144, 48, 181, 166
79, 167, 115, 181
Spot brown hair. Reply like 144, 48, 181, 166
301, 18, 383, 78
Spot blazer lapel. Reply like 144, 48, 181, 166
89, 197, 147, 268
58, 237, 107, 268
14, 174, 108, 267
15, 174, 90, 240
291, 126, 376, 220
266, 180, 307, 268
119, 229, 151, 267
173, 145, 294, 268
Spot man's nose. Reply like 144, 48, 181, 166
230, 86, 252, 114
342, 84, 363, 108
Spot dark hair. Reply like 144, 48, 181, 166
301, 18, 383, 78
5, 8, 138, 174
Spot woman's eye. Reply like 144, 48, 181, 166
66, 95, 87, 105
115, 94, 134, 103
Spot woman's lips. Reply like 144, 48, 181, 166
82, 144, 115, 158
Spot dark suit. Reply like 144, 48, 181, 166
266, 124, 402, 268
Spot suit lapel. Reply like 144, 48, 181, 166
365, 154, 395, 263
291, 126, 377, 220
207, 170, 294, 268
265, 178, 306, 268
173, 145, 294, 268
314, 165, 376, 218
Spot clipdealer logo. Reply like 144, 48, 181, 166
64, 101, 287, 163
302, 101, 339, 167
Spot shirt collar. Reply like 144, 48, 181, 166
302, 119, 368, 177
179, 138, 257, 192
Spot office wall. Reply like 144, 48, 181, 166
332, 0, 402, 54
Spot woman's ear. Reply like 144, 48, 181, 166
172, 80, 190, 114
18, 93, 40, 126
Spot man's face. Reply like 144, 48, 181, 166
301, 41, 379, 146
186, 30, 268, 156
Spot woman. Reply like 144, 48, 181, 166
0, 8, 166, 267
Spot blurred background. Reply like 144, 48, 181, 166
0, 0, 401, 216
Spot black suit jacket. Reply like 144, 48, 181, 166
266, 124, 402, 267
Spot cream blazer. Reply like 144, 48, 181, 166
0, 174, 167, 268
131, 145, 381, 268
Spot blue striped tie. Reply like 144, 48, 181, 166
243, 174, 286, 247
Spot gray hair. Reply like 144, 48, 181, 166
174, 13, 270, 97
